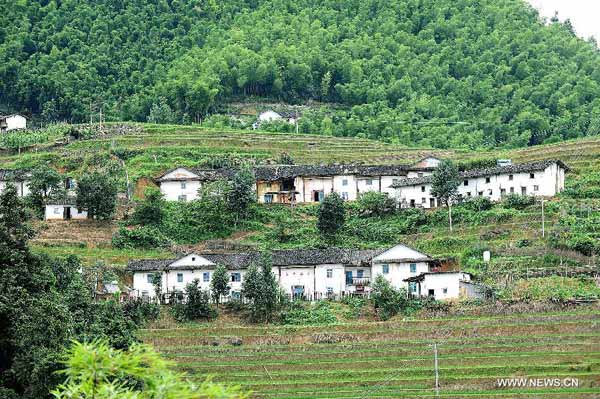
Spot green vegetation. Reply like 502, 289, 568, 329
141, 306, 600, 398
4, 1, 600, 149
52, 340, 246, 399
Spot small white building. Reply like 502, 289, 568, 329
154, 167, 232, 202
258, 110, 284, 123
392, 160, 568, 209
127, 245, 437, 301
0, 169, 31, 197
404, 271, 473, 300
45, 197, 88, 220
0, 114, 27, 132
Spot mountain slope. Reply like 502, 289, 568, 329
2, 0, 600, 148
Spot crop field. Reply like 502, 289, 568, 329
142, 308, 600, 398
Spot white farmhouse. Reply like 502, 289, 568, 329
44, 197, 88, 220
154, 167, 232, 202
258, 110, 283, 123
126, 245, 438, 301
0, 169, 31, 197
404, 271, 473, 301
391, 160, 568, 209
0, 114, 27, 132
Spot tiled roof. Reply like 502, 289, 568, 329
390, 160, 568, 188
126, 248, 388, 272
403, 271, 472, 283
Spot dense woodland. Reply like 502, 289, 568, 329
2, 0, 600, 148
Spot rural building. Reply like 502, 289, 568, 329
126, 244, 447, 301
154, 162, 436, 204
391, 160, 568, 209
44, 197, 88, 220
404, 271, 473, 300
0, 169, 31, 197
0, 114, 27, 132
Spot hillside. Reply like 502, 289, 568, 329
3, 0, 600, 148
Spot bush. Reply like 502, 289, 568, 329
341, 296, 367, 319
355, 191, 396, 217
122, 298, 160, 326
279, 301, 337, 325
503, 194, 534, 209
460, 197, 492, 211
171, 280, 216, 321
370, 275, 408, 320
112, 226, 172, 249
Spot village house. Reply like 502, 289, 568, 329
154, 160, 439, 204
44, 196, 88, 220
124, 244, 479, 302
0, 169, 31, 197
0, 114, 27, 133
391, 160, 568, 209
404, 271, 474, 301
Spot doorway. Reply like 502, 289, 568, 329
63, 206, 72, 220
313, 190, 324, 202
292, 285, 305, 300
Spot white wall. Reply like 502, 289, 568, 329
44, 205, 88, 220
277, 266, 316, 296
0, 180, 30, 197
372, 261, 430, 291
396, 164, 566, 209
160, 180, 201, 202
5, 115, 27, 131
420, 273, 471, 300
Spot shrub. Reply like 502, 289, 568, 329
122, 298, 160, 326
112, 226, 172, 249
355, 191, 396, 217
503, 194, 534, 209
370, 275, 408, 320
460, 197, 492, 211
280, 301, 337, 325
341, 296, 367, 319
171, 279, 216, 321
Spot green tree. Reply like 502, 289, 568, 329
241, 255, 279, 322
52, 340, 247, 399
26, 166, 65, 218
356, 191, 396, 217
317, 192, 345, 239
76, 172, 118, 220
370, 275, 408, 321
147, 97, 177, 124
227, 166, 256, 226
278, 152, 295, 165
430, 160, 461, 231
210, 264, 230, 305
132, 188, 165, 226
172, 280, 215, 321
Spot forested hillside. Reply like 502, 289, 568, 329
3, 0, 600, 148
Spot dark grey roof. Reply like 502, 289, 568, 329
253, 164, 411, 181
403, 271, 472, 283
44, 196, 78, 206
0, 169, 30, 181
390, 160, 569, 188
126, 248, 387, 272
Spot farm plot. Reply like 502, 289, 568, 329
142, 308, 600, 398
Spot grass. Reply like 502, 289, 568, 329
141, 306, 600, 398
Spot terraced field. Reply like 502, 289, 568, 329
142, 308, 600, 398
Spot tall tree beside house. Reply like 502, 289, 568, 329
242, 255, 279, 322
52, 340, 247, 399
76, 171, 118, 220
430, 160, 461, 231
132, 188, 165, 226
26, 166, 65, 218
189, 180, 233, 236
317, 192, 346, 239
0, 186, 143, 398
171, 280, 215, 321
227, 166, 256, 226
210, 264, 230, 305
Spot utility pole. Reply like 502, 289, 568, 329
541, 197, 545, 238
433, 343, 440, 397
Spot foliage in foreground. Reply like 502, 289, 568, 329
52, 340, 247, 399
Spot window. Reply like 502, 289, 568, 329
521, 187, 527, 195
409, 282, 417, 293
422, 197, 426, 204
326, 269, 333, 278
464, 180, 468, 186
478, 191, 483, 196
264, 194, 273, 203
410, 263, 417, 273
53, 207, 61, 215
392, 178, 399, 185
180, 181, 186, 189
366, 179, 373, 186
442, 288, 448, 294
382, 264, 389, 274
192, 257, 196, 261
466, 192, 471, 197
501, 188, 506, 196
175, 273, 182, 283
326, 287, 334, 295
341, 192, 349, 201
417, 172, 424, 177
231, 272, 241, 282
509, 174, 514, 181
178, 194, 187, 202
510, 187, 515, 194
231, 291, 241, 300
485, 177, 491, 183
342, 179, 348, 186
141, 291, 149, 298
357, 269, 364, 278
534, 185, 539, 192
530, 173, 535, 179
488, 189, 493, 196
147, 274, 154, 283
421, 186, 426, 192
203, 272, 210, 282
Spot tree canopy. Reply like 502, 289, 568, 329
3, 0, 600, 148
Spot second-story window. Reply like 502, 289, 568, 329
410, 263, 416, 273
366, 179, 373, 186
177, 273, 183, 283
203, 272, 210, 282
181, 181, 186, 189
231, 272, 241, 282
326, 269, 333, 278
342, 179, 348, 186
382, 264, 389, 274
